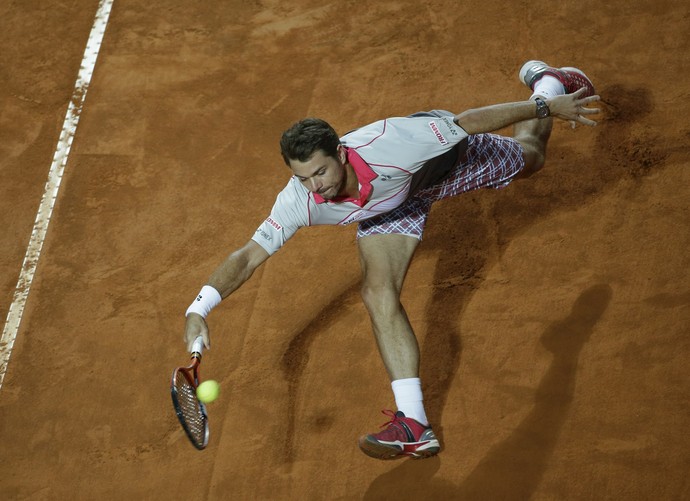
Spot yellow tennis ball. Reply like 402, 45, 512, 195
196, 380, 220, 403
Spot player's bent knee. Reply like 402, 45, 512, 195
517, 144, 546, 178
361, 283, 400, 317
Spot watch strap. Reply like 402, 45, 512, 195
535, 97, 550, 118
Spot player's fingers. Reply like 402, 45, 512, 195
185, 329, 195, 352
184, 328, 193, 351
577, 115, 597, 127
578, 98, 600, 111
186, 332, 198, 352
571, 87, 587, 98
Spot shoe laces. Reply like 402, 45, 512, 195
379, 409, 402, 428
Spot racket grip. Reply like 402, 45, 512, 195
191, 336, 204, 355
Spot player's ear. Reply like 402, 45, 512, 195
337, 144, 346, 164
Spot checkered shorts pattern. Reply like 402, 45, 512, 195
357, 133, 524, 240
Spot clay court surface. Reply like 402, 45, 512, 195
1, 1, 688, 499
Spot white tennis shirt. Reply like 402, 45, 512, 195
252, 114, 469, 255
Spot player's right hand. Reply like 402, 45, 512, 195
185, 313, 211, 351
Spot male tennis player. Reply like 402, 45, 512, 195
183, 60, 600, 459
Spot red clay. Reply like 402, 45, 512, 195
1, 1, 688, 499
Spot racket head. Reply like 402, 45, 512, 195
171, 358, 209, 450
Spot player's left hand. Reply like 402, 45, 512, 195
548, 87, 601, 128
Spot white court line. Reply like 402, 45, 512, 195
0, 0, 115, 390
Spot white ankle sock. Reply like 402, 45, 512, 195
391, 378, 429, 426
531, 74, 565, 99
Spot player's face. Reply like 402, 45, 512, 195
289, 146, 347, 200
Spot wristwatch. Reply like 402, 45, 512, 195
535, 97, 550, 119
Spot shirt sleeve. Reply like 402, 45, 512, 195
343, 114, 468, 172
251, 179, 309, 256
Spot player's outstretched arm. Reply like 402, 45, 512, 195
184, 240, 270, 350
454, 88, 600, 134
208, 240, 270, 298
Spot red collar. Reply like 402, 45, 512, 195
312, 148, 375, 207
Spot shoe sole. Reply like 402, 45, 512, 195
358, 435, 441, 460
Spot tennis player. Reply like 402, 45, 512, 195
184, 60, 599, 459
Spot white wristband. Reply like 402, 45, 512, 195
186, 285, 222, 318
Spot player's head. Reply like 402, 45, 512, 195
280, 118, 348, 200
280, 118, 340, 166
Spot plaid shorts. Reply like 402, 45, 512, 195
357, 133, 524, 240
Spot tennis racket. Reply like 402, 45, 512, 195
171, 336, 209, 450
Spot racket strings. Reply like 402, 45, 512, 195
174, 371, 207, 447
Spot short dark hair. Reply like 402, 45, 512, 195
279, 118, 340, 166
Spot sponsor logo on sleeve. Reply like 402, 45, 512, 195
428, 121, 448, 145
440, 117, 459, 136
255, 228, 273, 241
265, 217, 282, 231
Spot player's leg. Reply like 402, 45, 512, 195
357, 232, 440, 460
358, 233, 420, 381
513, 60, 596, 178
512, 107, 553, 178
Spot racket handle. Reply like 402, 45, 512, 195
191, 336, 204, 356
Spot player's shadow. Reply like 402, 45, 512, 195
364, 284, 612, 499
417, 81, 657, 443
277, 84, 654, 465
280, 283, 360, 463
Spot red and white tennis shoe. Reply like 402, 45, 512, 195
519, 60, 596, 97
358, 410, 440, 460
